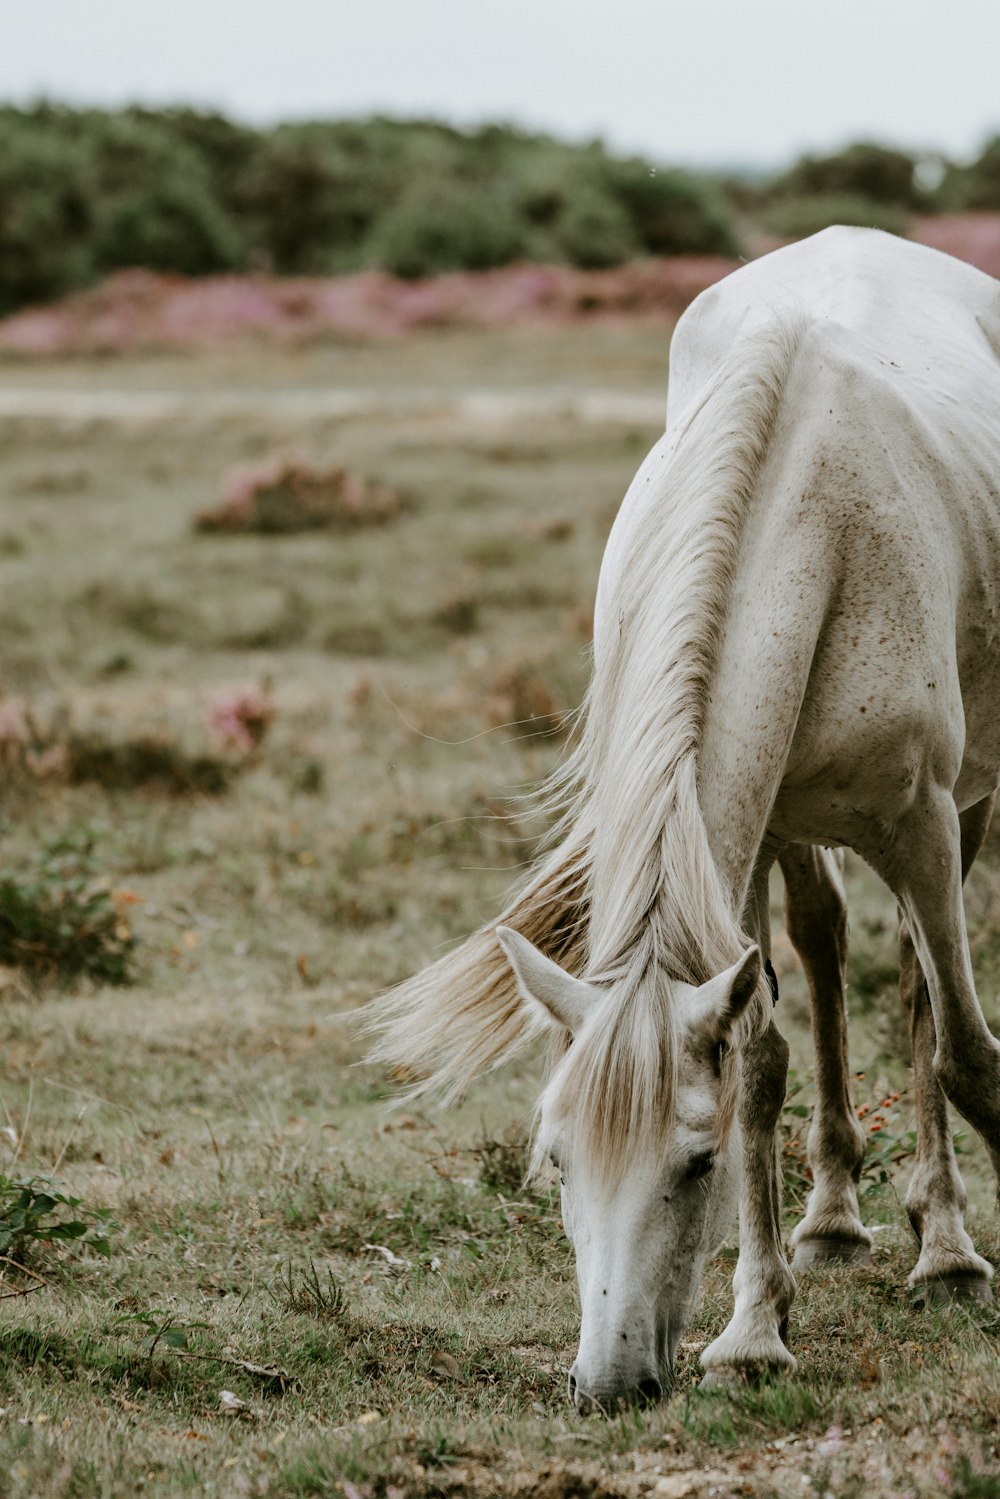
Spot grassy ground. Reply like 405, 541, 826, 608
1, 323, 999, 1498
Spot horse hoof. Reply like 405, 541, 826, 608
791, 1236, 872, 1271
912, 1272, 993, 1307
699, 1362, 786, 1391
699, 1367, 746, 1392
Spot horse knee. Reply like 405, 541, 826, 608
742, 1024, 789, 1131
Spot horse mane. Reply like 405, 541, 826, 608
368, 314, 802, 1182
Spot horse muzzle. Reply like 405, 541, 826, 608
567, 1361, 672, 1414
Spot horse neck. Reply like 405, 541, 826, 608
580, 316, 805, 987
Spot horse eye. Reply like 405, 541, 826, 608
685, 1152, 715, 1182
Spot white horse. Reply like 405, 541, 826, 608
369, 227, 1000, 1411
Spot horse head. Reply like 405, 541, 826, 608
497, 927, 759, 1411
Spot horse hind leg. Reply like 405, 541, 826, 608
899, 791, 995, 1305
780, 845, 873, 1271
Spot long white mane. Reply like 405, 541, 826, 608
368, 314, 802, 1178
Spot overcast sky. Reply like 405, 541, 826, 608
5, 1, 999, 168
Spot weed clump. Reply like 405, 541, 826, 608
0, 1174, 115, 1266
195, 458, 408, 535
64, 732, 232, 794
0, 831, 137, 984
0, 695, 275, 794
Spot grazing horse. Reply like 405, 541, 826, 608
369, 227, 1000, 1410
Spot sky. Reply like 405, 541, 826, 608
4, 0, 999, 169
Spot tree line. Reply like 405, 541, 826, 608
1, 102, 998, 316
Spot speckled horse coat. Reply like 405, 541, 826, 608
371, 227, 1000, 1408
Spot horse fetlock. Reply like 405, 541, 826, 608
699, 1326, 796, 1385
700, 1279, 796, 1383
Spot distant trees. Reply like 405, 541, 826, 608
754, 141, 927, 242
0, 106, 992, 316
0, 106, 748, 312
937, 137, 1000, 211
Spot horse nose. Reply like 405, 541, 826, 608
568, 1364, 666, 1414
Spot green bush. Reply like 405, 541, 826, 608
0, 105, 751, 308
237, 130, 378, 273
0, 126, 96, 315
553, 185, 639, 268
0, 831, 136, 985
937, 136, 1000, 211
95, 179, 243, 276
602, 158, 742, 256
762, 193, 911, 241
87, 115, 244, 275
370, 180, 528, 278
770, 141, 924, 210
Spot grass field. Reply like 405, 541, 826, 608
1, 321, 1000, 1498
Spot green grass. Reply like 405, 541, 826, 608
1, 322, 999, 1495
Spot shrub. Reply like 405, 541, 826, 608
552, 185, 639, 269
95, 178, 242, 277
64, 732, 233, 795
88, 115, 243, 276
937, 135, 1000, 211
602, 158, 742, 257
0, 700, 235, 794
369, 180, 528, 279
769, 141, 924, 209
0, 127, 96, 315
236, 130, 377, 274
0, 1174, 115, 1265
196, 458, 408, 534
761, 193, 911, 241
0, 831, 137, 985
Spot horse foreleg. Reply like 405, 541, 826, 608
898, 792, 995, 1304
780, 845, 872, 1269
700, 1018, 797, 1386
863, 785, 999, 1303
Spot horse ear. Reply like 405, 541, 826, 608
496, 926, 595, 1035
690, 945, 761, 1045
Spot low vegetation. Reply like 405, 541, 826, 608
195, 458, 408, 535
1, 324, 999, 1494
0, 831, 136, 984
2, 104, 1000, 319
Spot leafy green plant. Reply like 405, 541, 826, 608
0, 829, 137, 984
0, 1173, 114, 1264
109, 1307, 210, 1356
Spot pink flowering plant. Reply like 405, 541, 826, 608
195, 456, 407, 535
206, 686, 275, 754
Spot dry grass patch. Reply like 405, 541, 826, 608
1, 330, 999, 1496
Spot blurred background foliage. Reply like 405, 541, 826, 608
0, 102, 998, 314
